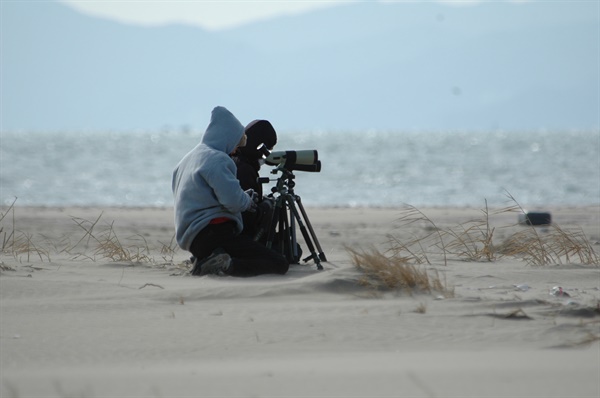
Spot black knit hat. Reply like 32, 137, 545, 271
240, 119, 278, 159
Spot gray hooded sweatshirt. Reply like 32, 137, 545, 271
172, 106, 253, 251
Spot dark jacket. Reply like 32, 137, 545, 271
232, 119, 278, 237
233, 119, 278, 195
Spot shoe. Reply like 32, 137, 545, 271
191, 252, 231, 276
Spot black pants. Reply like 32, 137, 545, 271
190, 221, 289, 277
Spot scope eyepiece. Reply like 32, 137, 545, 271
256, 143, 271, 158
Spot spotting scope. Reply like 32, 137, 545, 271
257, 144, 321, 172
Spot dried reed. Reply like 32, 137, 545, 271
443, 200, 512, 262
93, 222, 151, 263
393, 205, 448, 266
1, 198, 51, 262
350, 196, 597, 296
0, 197, 17, 253
64, 213, 153, 263
497, 192, 599, 266
347, 246, 450, 295
159, 234, 178, 263
386, 195, 598, 267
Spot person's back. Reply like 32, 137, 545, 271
173, 106, 251, 251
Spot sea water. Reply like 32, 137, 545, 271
1, 129, 598, 209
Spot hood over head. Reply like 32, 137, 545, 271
201, 106, 245, 154
238, 119, 278, 159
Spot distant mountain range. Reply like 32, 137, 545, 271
1, 1, 598, 132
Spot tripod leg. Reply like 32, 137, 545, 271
279, 204, 295, 264
285, 196, 323, 270
288, 205, 299, 263
275, 201, 287, 255
296, 196, 327, 262
260, 195, 298, 264
264, 197, 282, 250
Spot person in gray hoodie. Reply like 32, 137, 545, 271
172, 106, 289, 276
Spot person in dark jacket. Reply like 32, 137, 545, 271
232, 120, 303, 263
232, 120, 278, 238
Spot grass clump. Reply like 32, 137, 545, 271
69, 213, 152, 263
1, 200, 181, 267
347, 246, 451, 296
348, 194, 597, 296
391, 204, 447, 266
385, 201, 507, 266
498, 224, 599, 266
444, 200, 506, 262
497, 193, 599, 266
384, 195, 598, 267
1, 198, 51, 262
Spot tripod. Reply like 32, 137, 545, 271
255, 168, 327, 270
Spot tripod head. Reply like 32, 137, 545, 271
257, 166, 296, 196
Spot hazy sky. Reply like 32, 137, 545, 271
59, 0, 486, 31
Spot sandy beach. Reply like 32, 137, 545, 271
1, 205, 599, 397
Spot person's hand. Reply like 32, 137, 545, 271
247, 201, 257, 213
245, 189, 260, 204
244, 189, 259, 212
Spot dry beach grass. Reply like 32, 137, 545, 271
1, 200, 599, 397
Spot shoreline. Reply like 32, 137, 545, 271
3, 203, 598, 234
